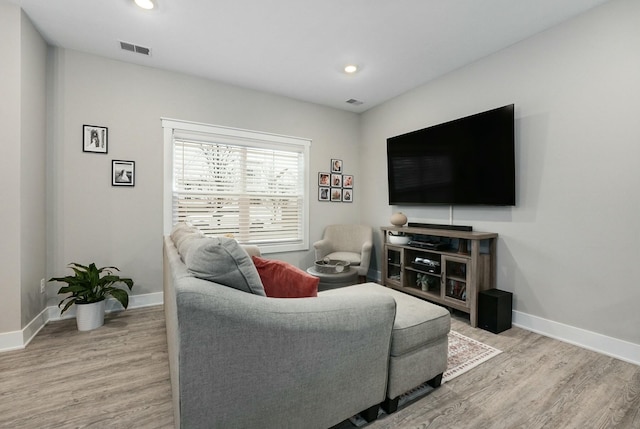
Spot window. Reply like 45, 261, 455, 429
162, 119, 310, 253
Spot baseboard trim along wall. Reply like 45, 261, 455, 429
3, 292, 639, 366
0, 292, 164, 353
513, 310, 640, 367
0, 331, 24, 353
369, 269, 639, 366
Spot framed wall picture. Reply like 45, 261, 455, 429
330, 188, 342, 202
342, 174, 353, 188
112, 160, 135, 187
318, 172, 330, 187
319, 187, 330, 201
342, 189, 353, 202
331, 159, 343, 173
83, 124, 108, 153
331, 174, 342, 187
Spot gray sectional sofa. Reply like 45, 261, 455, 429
163, 223, 450, 429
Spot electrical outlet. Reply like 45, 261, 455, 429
40, 278, 46, 294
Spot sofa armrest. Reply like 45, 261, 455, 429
175, 279, 396, 429
313, 238, 332, 260
360, 240, 373, 271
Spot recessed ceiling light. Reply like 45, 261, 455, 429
134, 0, 155, 10
344, 65, 358, 74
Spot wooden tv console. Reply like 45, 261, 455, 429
381, 226, 498, 327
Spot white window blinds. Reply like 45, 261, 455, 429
163, 119, 310, 253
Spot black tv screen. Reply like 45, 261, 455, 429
387, 104, 515, 206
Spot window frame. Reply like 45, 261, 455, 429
162, 118, 310, 253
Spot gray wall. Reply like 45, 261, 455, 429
361, 0, 640, 345
20, 9, 48, 327
3, 0, 639, 355
46, 48, 361, 305
0, 2, 47, 334
0, 1, 23, 333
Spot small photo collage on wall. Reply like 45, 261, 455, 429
318, 159, 353, 203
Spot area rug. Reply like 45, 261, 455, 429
347, 330, 501, 427
443, 330, 502, 382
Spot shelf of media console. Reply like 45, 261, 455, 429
387, 282, 470, 311
383, 225, 498, 241
381, 225, 498, 327
405, 265, 467, 283
385, 242, 472, 260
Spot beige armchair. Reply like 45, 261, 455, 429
314, 224, 373, 281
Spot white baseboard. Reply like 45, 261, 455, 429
513, 310, 640, 366
0, 292, 164, 353
368, 270, 640, 365
4, 292, 637, 367
370, 270, 639, 366
46, 292, 164, 321
0, 330, 25, 353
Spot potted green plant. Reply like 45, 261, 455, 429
49, 262, 134, 331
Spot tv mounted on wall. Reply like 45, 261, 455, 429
387, 104, 515, 206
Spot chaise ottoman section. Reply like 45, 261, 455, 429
320, 283, 450, 413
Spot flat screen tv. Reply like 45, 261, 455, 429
387, 104, 515, 206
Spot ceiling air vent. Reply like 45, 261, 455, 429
119, 41, 151, 56
346, 99, 363, 106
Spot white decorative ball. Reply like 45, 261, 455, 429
390, 212, 408, 227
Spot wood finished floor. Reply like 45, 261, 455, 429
1, 306, 638, 429
366, 313, 640, 429
0, 307, 174, 429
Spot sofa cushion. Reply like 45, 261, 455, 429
252, 256, 319, 298
170, 222, 199, 244
170, 221, 190, 238
171, 222, 205, 258
386, 288, 450, 356
320, 283, 450, 356
183, 237, 266, 296
324, 251, 362, 267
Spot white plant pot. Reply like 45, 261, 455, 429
75, 300, 106, 331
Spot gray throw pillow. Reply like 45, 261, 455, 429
183, 237, 266, 296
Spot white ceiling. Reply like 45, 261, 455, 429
11, 0, 611, 112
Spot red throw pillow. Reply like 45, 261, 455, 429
251, 256, 319, 298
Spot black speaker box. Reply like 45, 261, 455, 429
478, 289, 512, 334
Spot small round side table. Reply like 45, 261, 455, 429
306, 266, 358, 291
